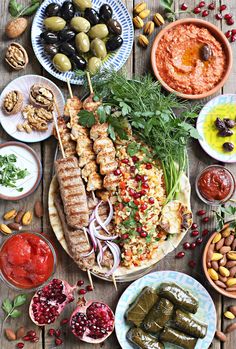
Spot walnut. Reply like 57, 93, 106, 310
29, 84, 54, 111
5, 42, 28, 71
21, 104, 53, 132
3, 90, 23, 115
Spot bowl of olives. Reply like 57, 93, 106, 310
31, 0, 134, 84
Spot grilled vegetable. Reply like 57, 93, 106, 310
160, 327, 197, 349
127, 328, 164, 349
174, 309, 208, 339
142, 298, 174, 333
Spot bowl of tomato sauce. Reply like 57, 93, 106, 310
0, 231, 57, 291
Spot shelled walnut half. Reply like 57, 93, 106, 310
3, 90, 23, 115
30, 84, 54, 111
18, 104, 53, 133
5, 42, 28, 71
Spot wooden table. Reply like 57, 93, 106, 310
0, 1, 236, 348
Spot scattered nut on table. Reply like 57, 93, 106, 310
153, 13, 165, 27
5, 42, 28, 70
30, 84, 54, 111
144, 21, 155, 36
138, 34, 149, 48
134, 2, 147, 15
2, 90, 23, 115
5, 17, 28, 39
18, 104, 53, 132
133, 16, 144, 29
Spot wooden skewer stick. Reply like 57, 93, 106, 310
86, 71, 94, 95
112, 274, 117, 291
66, 77, 73, 99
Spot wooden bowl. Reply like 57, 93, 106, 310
202, 223, 236, 299
151, 18, 233, 100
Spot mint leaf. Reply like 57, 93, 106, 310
9, 0, 23, 17
10, 309, 22, 318
2, 299, 13, 314
78, 110, 96, 128
13, 294, 27, 307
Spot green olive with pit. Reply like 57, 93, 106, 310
89, 24, 109, 39
70, 17, 91, 33
44, 17, 66, 32
88, 56, 102, 75
72, 0, 92, 11
75, 32, 90, 53
53, 53, 72, 72
91, 38, 107, 59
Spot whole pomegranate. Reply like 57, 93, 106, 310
70, 300, 114, 343
29, 278, 75, 326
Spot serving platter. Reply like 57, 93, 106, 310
115, 271, 216, 349
31, 0, 134, 84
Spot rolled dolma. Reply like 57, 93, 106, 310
126, 287, 159, 327
174, 309, 207, 339
159, 283, 199, 314
160, 327, 197, 349
127, 328, 164, 349
143, 298, 174, 333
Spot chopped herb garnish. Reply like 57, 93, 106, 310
0, 154, 29, 190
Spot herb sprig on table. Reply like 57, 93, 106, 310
160, 0, 191, 21
0, 154, 29, 192
2, 294, 27, 323
9, 0, 41, 17
213, 205, 236, 230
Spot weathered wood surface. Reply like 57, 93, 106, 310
0, 0, 236, 348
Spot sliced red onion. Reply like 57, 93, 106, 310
97, 240, 107, 269
105, 241, 121, 276
87, 224, 98, 251
104, 198, 113, 225
95, 200, 113, 234
81, 247, 95, 257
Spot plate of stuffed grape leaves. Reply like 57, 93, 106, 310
115, 271, 216, 349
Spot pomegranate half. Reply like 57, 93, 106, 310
70, 300, 115, 343
29, 278, 75, 326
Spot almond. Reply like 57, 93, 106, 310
7, 222, 22, 231
15, 209, 25, 224
0, 223, 12, 235
225, 323, 236, 333
16, 326, 26, 339
215, 330, 226, 342
5, 328, 16, 341
3, 209, 17, 220
34, 200, 43, 218
229, 306, 236, 316
5, 18, 28, 39
22, 211, 33, 225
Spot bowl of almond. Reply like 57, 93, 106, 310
203, 222, 236, 299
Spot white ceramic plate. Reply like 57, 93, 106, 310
31, 0, 134, 84
0, 75, 65, 143
0, 142, 42, 200
197, 94, 236, 163
115, 271, 216, 349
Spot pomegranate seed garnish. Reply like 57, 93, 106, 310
136, 226, 143, 233
190, 242, 196, 250
227, 18, 235, 26
17, 343, 24, 349
224, 13, 232, 20
86, 285, 93, 292
196, 237, 203, 245
134, 199, 140, 206
77, 280, 84, 287
27, 330, 36, 338
55, 329, 61, 337
140, 189, 147, 196
142, 183, 149, 189
121, 233, 129, 239
135, 174, 142, 181
202, 229, 209, 236
176, 251, 185, 259
55, 338, 63, 346
132, 156, 139, 163
142, 175, 148, 182
220, 4, 227, 12
113, 169, 121, 176
208, 2, 215, 10
197, 209, 206, 216
191, 223, 198, 230
130, 166, 136, 173
202, 216, 209, 223
215, 13, 223, 20
134, 192, 141, 199
188, 260, 196, 268
121, 158, 129, 164
22, 336, 31, 341
191, 230, 199, 237
199, 1, 205, 7
193, 7, 201, 14
140, 231, 147, 238
148, 197, 155, 204
225, 30, 232, 38
183, 242, 191, 250
78, 289, 87, 295
231, 34, 236, 42
202, 10, 209, 17
181, 3, 188, 11
140, 203, 148, 211
48, 329, 56, 336
129, 188, 135, 196
145, 163, 152, 169
232, 29, 236, 35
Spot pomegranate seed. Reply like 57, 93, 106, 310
190, 242, 196, 250
140, 189, 147, 196
77, 280, 84, 287
142, 175, 148, 182
142, 183, 149, 189
86, 285, 93, 292
140, 203, 148, 211
148, 197, 155, 204
196, 237, 203, 245
227, 18, 235, 26
202, 10, 209, 17
183, 242, 191, 250
191, 230, 199, 237
78, 289, 87, 295
176, 251, 185, 259
17, 343, 24, 349
121, 158, 129, 164
135, 174, 142, 181
48, 329, 56, 336
231, 34, 236, 42
208, 2, 215, 10
220, 4, 227, 12
22, 336, 31, 341
113, 168, 121, 176
129, 188, 135, 196
55, 329, 61, 337
232, 29, 236, 35
202, 229, 209, 236
132, 156, 139, 163
31, 337, 39, 343
136, 226, 143, 233
188, 260, 196, 268
55, 338, 63, 346
140, 231, 147, 238
198, 1, 205, 7
121, 233, 129, 239
130, 166, 136, 173
181, 3, 188, 11
60, 318, 69, 325
215, 13, 223, 20
191, 223, 198, 230
202, 216, 209, 223
27, 330, 36, 338
224, 13, 232, 20
193, 7, 201, 14
134, 192, 141, 199
197, 209, 206, 216
134, 199, 140, 206
145, 163, 152, 169
225, 30, 232, 38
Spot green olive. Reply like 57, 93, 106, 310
44, 16, 66, 32
70, 17, 91, 33
89, 24, 109, 39
53, 53, 72, 72
75, 32, 90, 53
72, 0, 92, 11
88, 56, 102, 75
91, 38, 107, 59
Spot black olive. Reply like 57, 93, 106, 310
215, 117, 226, 131
60, 42, 76, 56
106, 36, 123, 52
44, 44, 59, 57
99, 4, 113, 22
107, 19, 122, 35
200, 44, 213, 61
45, 3, 61, 17
224, 118, 235, 129
70, 54, 87, 70
84, 8, 100, 26
61, 1, 75, 21
219, 128, 234, 137
223, 142, 234, 152
40, 31, 58, 44
59, 29, 76, 42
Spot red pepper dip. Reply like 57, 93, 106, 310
0, 232, 55, 289
197, 165, 235, 203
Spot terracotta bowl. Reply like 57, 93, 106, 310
202, 223, 236, 299
151, 18, 233, 100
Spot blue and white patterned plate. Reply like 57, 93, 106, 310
115, 271, 216, 349
31, 0, 134, 84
